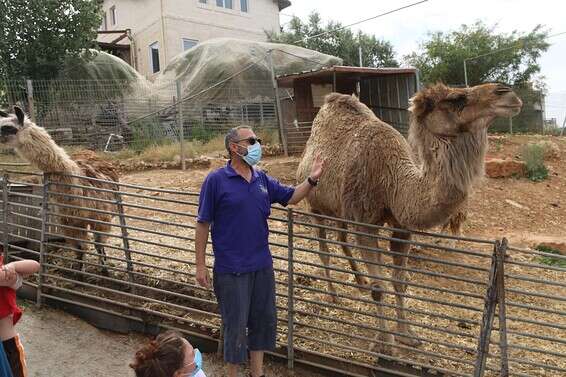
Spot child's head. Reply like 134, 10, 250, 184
130, 331, 202, 377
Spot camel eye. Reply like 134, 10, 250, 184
495, 86, 512, 95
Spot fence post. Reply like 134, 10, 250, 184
268, 50, 289, 157
473, 241, 500, 377
36, 173, 50, 307
114, 191, 135, 286
496, 238, 509, 377
2, 172, 9, 263
287, 208, 295, 371
176, 80, 186, 170
26, 79, 35, 122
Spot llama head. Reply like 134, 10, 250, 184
0, 106, 30, 147
409, 83, 523, 137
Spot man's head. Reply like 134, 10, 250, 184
225, 126, 262, 162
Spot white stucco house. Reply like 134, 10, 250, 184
97, 0, 291, 79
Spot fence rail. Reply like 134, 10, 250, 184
0, 171, 564, 377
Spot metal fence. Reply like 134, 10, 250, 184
1, 171, 564, 377
0, 78, 280, 153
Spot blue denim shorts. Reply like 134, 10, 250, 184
213, 266, 277, 364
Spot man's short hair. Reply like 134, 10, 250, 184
225, 125, 252, 157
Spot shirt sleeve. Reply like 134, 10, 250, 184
9, 274, 22, 290
197, 173, 217, 223
265, 173, 295, 206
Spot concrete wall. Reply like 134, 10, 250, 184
101, 0, 281, 80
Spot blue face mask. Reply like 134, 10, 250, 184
182, 348, 203, 377
237, 142, 262, 166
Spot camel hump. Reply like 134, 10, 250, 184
324, 92, 359, 106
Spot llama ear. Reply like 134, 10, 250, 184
0, 110, 9, 118
13, 106, 26, 125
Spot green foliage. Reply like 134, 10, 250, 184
130, 118, 168, 151
404, 21, 549, 87
535, 245, 566, 267
190, 124, 220, 143
520, 143, 548, 181
267, 12, 398, 68
0, 0, 103, 81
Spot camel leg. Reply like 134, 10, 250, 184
93, 223, 110, 276
336, 222, 370, 291
390, 230, 421, 347
355, 225, 395, 356
313, 217, 338, 303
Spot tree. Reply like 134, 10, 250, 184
0, 0, 103, 81
404, 21, 549, 88
267, 12, 398, 68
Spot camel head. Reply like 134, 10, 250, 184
0, 106, 30, 148
409, 83, 523, 137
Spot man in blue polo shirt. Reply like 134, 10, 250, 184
195, 125, 323, 377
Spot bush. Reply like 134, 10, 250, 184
520, 143, 548, 182
535, 245, 566, 267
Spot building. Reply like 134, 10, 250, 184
276, 66, 419, 154
98, 0, 291, 80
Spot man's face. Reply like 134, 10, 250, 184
230, 128, 257, 156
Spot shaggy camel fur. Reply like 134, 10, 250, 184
296, 83, 522, 353
0, 106, 120, 273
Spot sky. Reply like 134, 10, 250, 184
282, 0, 566, 127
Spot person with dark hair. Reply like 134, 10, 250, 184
195, 126, 324, 377
130, 331, 206, 377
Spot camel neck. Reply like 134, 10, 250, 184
393, 125, 487, 229
15, 125, 79, 174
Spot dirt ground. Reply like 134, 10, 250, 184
18, 300, 319, 377
122, 134, 566, 249
11, 134, 566, 376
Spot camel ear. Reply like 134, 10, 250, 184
13, 106, 26, 125
409, 91, 434, 119
443, 92, 468, 112
0, 110, 9, 118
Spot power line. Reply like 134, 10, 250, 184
293, 0, 430, 44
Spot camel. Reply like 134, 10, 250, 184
0, 106, 121, 274
296, 83, 522, 354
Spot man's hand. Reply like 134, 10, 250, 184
196, 264, 211, 288
309, 153, 324, 181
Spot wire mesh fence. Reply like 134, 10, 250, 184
1, 171, 563, 377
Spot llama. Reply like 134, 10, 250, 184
0, 106, 120, 274
296, 83, 522, 353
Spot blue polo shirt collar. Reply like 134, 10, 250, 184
224, 161, 259, 182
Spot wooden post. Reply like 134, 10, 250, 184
268, 50, 288, 156
496, 238, 509, 376
473, 242, 500, 377
176, 81, 186, 170
26, 79, 35, 122
114, 191, 135, 287
36, 173, 49, 307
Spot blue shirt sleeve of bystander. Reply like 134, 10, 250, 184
197, 173, 217, 223
265, 173, 295, 206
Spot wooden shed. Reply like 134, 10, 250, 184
276, 66, 419, 155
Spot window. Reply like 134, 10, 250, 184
240, 0, 248, 12
149, 42, 160, 73
102, 12, 107, 30
182, 38, 199, 51
110, 5, 117, 25
216, 0, 233, 9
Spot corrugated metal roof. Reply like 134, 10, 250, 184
276, 65, 417, 85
